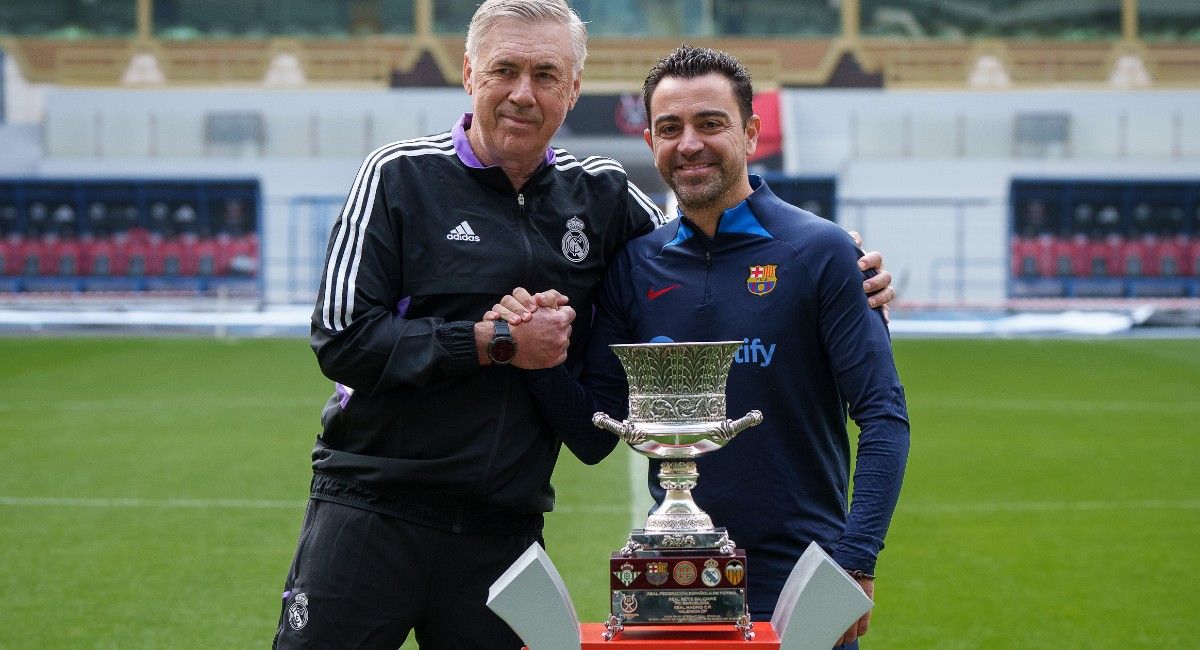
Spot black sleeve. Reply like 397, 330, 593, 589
310, 154, 479, 395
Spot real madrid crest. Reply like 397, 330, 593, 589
701, 558, 722, 587
287, 592, 309, 631
561, 216, 590, 263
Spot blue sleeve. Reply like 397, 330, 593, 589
524, 251, 634, 464
811, 229, 911, 575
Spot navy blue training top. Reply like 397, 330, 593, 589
530, 176, 910, 616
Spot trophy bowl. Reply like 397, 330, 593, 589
593, 341, 762, 459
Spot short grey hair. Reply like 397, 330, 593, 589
465, 0, 588, 77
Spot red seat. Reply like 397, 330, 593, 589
80, 237, 119, 276
1187, 238, 1200, 277
1084, 237, 1123, 277
183, 236, 219, 277
215, 233, 259, 276
0, 237, 18, 276
1144, 236, 1186, 277
48, 238, 82, 276
1053, 236, 1086, 277
1012, 235, 1059, 278
157, 238, 186, 277
117, 235, 153, 277
16, 238, 52, 275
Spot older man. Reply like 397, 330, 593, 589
275, 2, 894, 648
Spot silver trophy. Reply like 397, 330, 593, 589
592, 341, 763, 639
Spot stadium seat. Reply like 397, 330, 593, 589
1085, 236, 1124, 277
1146, 236, 1186, 277
1188, 238, 1200, 277
50, 237, 82, 277
1120, 237, 1146, 277
216, 233, 259, 276
17, 238, 53, 276
182, 236, 219, 277
0, 237, 16, 276
80, 237, 119, 276
158, 238, 186, 277
1052, 236, 1080, 277
1012, 235, 1056, 278
118, 235, 152, 278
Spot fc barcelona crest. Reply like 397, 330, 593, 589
646, 562, 669, 586
747, 264, 777, 296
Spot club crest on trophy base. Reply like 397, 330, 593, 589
592, 341, 763, 640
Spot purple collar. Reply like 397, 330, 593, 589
452, 113, 557, 169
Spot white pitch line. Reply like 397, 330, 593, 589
900, 499, 1200, 514
626, 447, 655, 530
5, 496, 1195, 516
923, 397, 1199, 414
0, 496, 303, 509
0, 495, 629, 517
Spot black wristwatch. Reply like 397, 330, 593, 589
487, 320, 517, 365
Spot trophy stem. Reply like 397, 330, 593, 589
643, 460, 714, 532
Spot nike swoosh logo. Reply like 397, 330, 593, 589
646, 284, 681, 300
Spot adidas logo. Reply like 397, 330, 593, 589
446, 221, 481, 242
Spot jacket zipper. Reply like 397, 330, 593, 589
515, 192, 534, 285
472, 192, 531, 507
703, 248, 713, 305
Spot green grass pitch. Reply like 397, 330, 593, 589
1, 336, 1197, 648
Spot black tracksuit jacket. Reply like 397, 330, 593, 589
308, 129, 664, 535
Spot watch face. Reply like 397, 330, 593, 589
489, 337, 516, 364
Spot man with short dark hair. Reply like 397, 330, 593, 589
499, 45, 909, 649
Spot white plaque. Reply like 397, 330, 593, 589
486, 542, 581, 650
772, 542, 874, 650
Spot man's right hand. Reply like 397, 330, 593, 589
478, 287, 574, 369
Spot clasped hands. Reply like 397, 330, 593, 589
482, 287, 574, 369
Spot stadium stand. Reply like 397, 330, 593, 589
0, 179, 259, 295
1010, 179, 1198, 298
0, 0, 1198, 316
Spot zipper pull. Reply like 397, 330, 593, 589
706, 249, 712, 268
517, 193, 525, 216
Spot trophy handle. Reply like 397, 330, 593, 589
592, 412, 646, 444
711, 410, 763, 443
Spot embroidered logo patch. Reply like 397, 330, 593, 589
561, 216, 590, 263
287, 592, 309, 631
646, 284, 680, 300
747, 264, 778, 296
447, 221, 480, 242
